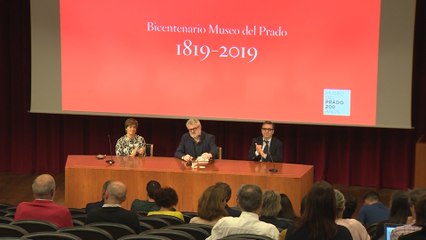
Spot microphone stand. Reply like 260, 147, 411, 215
268, 148, 278, 173
106, 134, 115, 165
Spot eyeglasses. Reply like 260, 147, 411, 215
188, 125, 200, 132
261, 128, 274, 131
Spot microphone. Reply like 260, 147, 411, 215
267, 142, 278, 173
106, 134, 115, 165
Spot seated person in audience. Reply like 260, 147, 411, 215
86, 180, 141, 233
391, 188, 426, 240
207, 184, 279, 240
398, 193, 426, 240
115, 118, 146, 156
334, 189, 370, 240
357, 191, 390, 226
215, 182, 241, 217
190, 185, 228, 226
248, 121, 283, 162
131, 180, 161, 213
14, 174, 72, 228
277, 193, 297, 221
343, 194, 358, 219
86, 180, 111, 214
285, 181, 352, 240
260, 190, 291, 230
174, 118, 218, 161
373, 190, 411, 240
147, 186, 184, 221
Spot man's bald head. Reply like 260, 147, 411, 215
105, 181, 127, 204
32, 174, 56, 199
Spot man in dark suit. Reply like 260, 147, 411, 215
174, 118, 219, 161
248, 121, 283, 162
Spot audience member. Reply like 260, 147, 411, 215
174, 118, 219, 161
334, 189, 370, 240
277, 193, 297, 221
86, 181, 141, 233
131, 180, 161, 212
398, 193, 426, 240
343, 194, 358, 219
190, 185, 228, 226
115, 118, 146, 156
147, 186, 184, 221
248, 121, 283, 162
14, 174, 72, 228
215, 182, 241, 217
207, 184, 279, 240
86, 180, 111, 214
260, 190, 291, 230
391, 189, 426, 240
357, 191, 390, 226
373, 190, 411, 240
285, 181, 352, 240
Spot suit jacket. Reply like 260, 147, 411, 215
86, 207, 141, 233
85, 200, 104, 214
248, 136, 283, 162
174, 131, 219, 159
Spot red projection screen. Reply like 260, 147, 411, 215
30, 0, 416, 128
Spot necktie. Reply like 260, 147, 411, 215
263, 140, 270, 160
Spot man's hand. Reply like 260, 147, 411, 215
182, 154, 193, 162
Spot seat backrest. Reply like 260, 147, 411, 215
72, 219, 85, 227
219, 233, 274, 240
21, 232, 82, 240
0, 223, 28, 237
145, 144, 154, 156
163, 224, 210, 240
68, 208, 86, 216
139, 221, 154, 232
143, 229, 196, 240
59, 226, 114, 240
11, 219, 59, 233
118, 234, 172, 240
185, 223, 213, 234
0, 216, 14, 224
71, 213, 87, 224
86, 222, 136, 239
151, 215, 184, 225
181, 212, 197, 224
138, 216, 170, 229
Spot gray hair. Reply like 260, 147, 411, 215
334, 189, 346, 211
106, 181, 127, 203
237, 184, 263, 212
32, 174, 56, 199
261, 190, 282, 217
186, 118, 201, 128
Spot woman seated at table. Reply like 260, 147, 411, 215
115, 118, 146, 156
190, 184, 228, 226
147, 187, 184, 221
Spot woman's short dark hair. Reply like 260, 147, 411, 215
154, 187, 178, 208
124, 118, 138, 129
197, 185, 228, 221
278, 193, 297, 220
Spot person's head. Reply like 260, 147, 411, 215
124, 118, 138, 136
154, 187, 179, 209
215, 182, 232, 203
342, 195, 357, 218
261, 190, 282, 217
101, 180, 112, 199
32, 174, 56, 200
197, 185, 228, 221
186, 118, 202, 140
278, 193, 297, 220
363, 191, 380, 205
261, 121, 275, 140
104, 181, 127, 204
298, 181, 337, 240
388, 190, 411, 223
237, 184, 263, 213
334, 189, 346, 218
146, 180, 161, 200
414, 193, 426, 226
408, 188, 426, 219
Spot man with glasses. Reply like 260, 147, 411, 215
174, 118, 219, 161
248, 121, 283, 162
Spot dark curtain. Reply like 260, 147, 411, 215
0, 0, 425, 189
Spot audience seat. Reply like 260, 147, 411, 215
181, 212, 197, 223
72, 219, 85, 227
118, 235, 172, 240
138, 216, 170, 229
139, 222, 154, 232
86, 222, 136, 240
21, 232, 82, 240
185, 223, 213, 234
0, 223, 28, 237
0, 216, 13, 224
11, 220, 59, 233
219, 233, 274, 240
59, 226, 114, 240
163, 224, 210, 239
142, 229, 196, 240
151, 215, 184, 225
